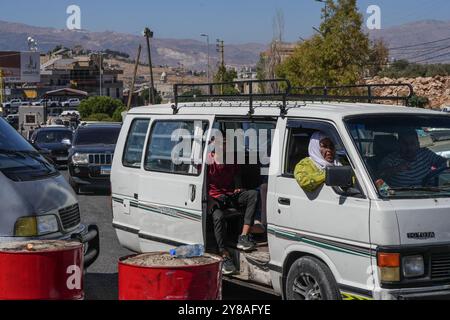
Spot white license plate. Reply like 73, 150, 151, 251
101, 166, 111, 175
57, 157, 68, 161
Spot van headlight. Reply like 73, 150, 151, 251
403, 255, 425, 278
14, 215, 60, 237
72, 153, 89, 165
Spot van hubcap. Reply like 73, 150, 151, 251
292, 274, 322, 300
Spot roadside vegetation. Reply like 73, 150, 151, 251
78, 96, 126, 122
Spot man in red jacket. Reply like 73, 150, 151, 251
207, 135, 258, 275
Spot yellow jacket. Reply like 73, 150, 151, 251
294, 158, 325, 192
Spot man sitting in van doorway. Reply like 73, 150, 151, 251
207, 134, 258, 275
378, 129, 449, 188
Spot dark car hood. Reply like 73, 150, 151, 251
69, 144, 116, 155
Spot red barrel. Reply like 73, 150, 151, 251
119, 252, 222, 300
0, 241, 84, 300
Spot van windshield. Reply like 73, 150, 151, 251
346, 115, 450, 198
0, 118, 57, 181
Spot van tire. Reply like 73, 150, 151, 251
286, 256, 341, 300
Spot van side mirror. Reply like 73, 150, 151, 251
325, 166, 353, 188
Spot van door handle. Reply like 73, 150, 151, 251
278, 197, 291, 206
189, 185, 196, 202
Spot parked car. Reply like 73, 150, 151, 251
2, 99, 23, 109
61, 110, 81, 118
62, 98, 81, 108
5, 114, 19, 130
30, 127, 73, 168
0, 117, 99, 268
112, 80, 450, 300
68, 123, 121, 194
32, 99, 60, 107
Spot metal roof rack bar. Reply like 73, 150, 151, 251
173, 79, 291, 115
172, 80, 415, 115
290, 83, 414, 105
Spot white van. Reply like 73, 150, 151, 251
111, 81, 450, 300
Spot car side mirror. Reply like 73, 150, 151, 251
325, 166, 353, 188
61, 139, 72, 146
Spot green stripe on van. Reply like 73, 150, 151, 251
267, 226, 372, 258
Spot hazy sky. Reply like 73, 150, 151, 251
0, 0, 449, 43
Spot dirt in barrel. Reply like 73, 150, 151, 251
0, 240, 81, 252
122, 253, 221, 268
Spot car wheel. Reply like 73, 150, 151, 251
286, 256, 341, 300
69, 178, 81, 195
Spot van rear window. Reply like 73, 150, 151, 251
122, 119, 150, 168
144, 120, 208, 176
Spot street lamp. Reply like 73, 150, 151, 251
200, 34, 210, 82
143, 27, 155, 105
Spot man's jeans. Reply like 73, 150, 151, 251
210, 190, 258, 252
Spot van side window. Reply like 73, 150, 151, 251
122, 119, 150, 168
144, 120, 209, 176
284, 120, 346, 176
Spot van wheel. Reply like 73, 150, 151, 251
286, 256, 341, 300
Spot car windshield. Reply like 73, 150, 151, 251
74, 127, 121, 145
0, 118, 57, 180
346, 114, 450, 198
35, 130, 72, 144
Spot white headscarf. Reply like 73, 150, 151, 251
308, 132, 340, 170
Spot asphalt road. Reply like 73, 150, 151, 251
60, 171, 279, 300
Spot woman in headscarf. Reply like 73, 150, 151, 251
294, 131, 341, 192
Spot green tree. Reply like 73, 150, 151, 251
408, 95, 430, 109
367, 39, 390, 77
214, 66, 239, 94
78, 96, 126, 122
139, 88, 163, 105
277, 0, 370, 87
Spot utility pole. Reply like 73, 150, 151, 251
127, 44, 142, 111
315, 0, 328, 22
143, 27, 155, 105
201, 34, 210, 82
216, 39, 225, 94
99, 53, 103, 96
0, 69, 4, 108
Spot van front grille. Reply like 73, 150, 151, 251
431, 252, 450, 280
59, 204, 81, 230
88, 153, 113, 165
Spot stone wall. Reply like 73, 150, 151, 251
365, 76, 450, 109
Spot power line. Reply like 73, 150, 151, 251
389, 36, 450, 51
393, 42, 450, 53
408, 45, 450, 61
413, 51, 450, 64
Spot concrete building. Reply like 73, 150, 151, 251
39, 53, 124, 100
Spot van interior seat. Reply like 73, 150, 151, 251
287, 134, 311, 174
366, 135, 399, 174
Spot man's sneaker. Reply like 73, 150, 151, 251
222, 257, 237, 275
237, 235, 256, 251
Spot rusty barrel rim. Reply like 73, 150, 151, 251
0, 240, 82, 255
119, 252, 223, 270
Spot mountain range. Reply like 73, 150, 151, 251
0, 19, 449, 69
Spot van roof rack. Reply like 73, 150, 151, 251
173, 79, 291, 116
290, 83, 414, 105
172, 80, 415, 116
